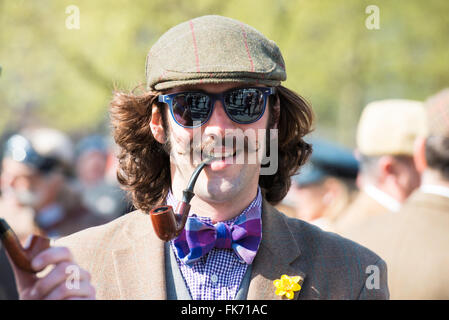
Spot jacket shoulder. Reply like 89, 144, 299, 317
57, 210, 138, 241
277, 210, 389, 299
55, 210, 149, 261
282, 212, 383, 264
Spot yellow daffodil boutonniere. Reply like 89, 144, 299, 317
273, 275, 303, 299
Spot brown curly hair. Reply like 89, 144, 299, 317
110, 85, 314, 213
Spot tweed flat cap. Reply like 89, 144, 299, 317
146, 15, 286, 91
425, 88, 449, 137
357, 99, 428, 156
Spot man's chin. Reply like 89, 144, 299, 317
196, 187, 239, 204
200, 168, 255, 197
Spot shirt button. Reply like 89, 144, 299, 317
211, 274, 218, 284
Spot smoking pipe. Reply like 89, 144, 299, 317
149, 157, 215, 241
0, 218, 50, 273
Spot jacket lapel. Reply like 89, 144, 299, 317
111, 212, 166, 299
247, 200, 306, 300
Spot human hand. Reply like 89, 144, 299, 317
10, 246, 96, 300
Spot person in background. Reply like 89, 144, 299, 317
0, 127, 107, 239
278, 138, 358, 232
76, 135, 108, 187
345, 89, 449, 299
75, 135, 131, 219
335, 100, 427, 235
0, 64, 19, 300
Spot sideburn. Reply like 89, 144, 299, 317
158, 105, 172, 155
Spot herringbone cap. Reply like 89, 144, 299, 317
145, 15, 286, 91
425, 88, 449, 137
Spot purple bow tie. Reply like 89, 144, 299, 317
172, 199, 262, 266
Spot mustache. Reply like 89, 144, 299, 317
192, 134, 259, 156
170, 133, 261, 159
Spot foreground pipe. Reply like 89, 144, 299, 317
149, 157, 214, 241
0, 218, 50, 273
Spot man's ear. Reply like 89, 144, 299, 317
413, 137, 427, 173
322, 177, 342, 203
378, 155, 395, 183
150, 105, 166, 144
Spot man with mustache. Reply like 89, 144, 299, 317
12, 15, 388, 300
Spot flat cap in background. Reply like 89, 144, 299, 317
356, 99, 427, 156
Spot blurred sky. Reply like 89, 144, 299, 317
1, 0, 448, 146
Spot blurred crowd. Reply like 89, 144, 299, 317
1, 89, 449, 300
0, 128, 132, 299
278, 93, 449, 299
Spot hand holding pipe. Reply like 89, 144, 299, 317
0, 218, 50, 273
149, 157, 214, 241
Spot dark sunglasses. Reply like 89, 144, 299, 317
158, 87, 276, 128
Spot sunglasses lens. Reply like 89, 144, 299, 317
172, 93, 211, 127
225, 88, 265, 123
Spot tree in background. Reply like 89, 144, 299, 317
1, 0, 448, 146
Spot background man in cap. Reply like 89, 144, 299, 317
335, 100, 427, 236
278, 138, 359, 232
345, 89, 449, 299
1, 127, 107, 239
12, 15, 388, 300
74, 135, 131, 219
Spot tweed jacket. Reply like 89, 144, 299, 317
343, 191, 449, 299
334, 191, 391, 238
56, 199, 389, 300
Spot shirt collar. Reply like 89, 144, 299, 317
363, 184, 401, 212
420, 184, 449, 199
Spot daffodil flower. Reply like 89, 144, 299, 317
273, 274, 302, 299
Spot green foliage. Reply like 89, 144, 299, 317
1, 0, 448, 145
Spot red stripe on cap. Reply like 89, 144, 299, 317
240, 23, 255, 72
189, 21, 201, 76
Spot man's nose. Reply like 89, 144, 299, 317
202, 100, 236, 136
